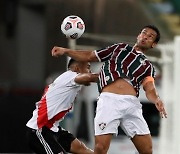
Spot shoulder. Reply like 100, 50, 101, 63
55, 71, 78, 82
113, 42, 129, 48
65, 70, 79, 78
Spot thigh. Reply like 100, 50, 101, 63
121, 104, 150, 138
131, 134, 152, 154
56, 127, 76, 152
26, 127, 47, 154
57, 127, 93, 154
70, 138, 93, 154
94, 95, 121, 136
27, 127, 65, 154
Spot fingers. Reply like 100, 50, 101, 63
155, 101, 167, 118
160, 109, 167, 118
162, 108, 167, 118
51, 46, 60, 57
157, 102, 167, 118
51, 47, 56, 56
51, 46, 65, 57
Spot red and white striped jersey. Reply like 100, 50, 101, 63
26, 70, 82, 132
94, 43, 156, 97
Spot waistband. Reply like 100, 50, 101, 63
27, 127, 37, 133
100, 92, 138, 100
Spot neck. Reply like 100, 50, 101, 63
133, 44, 147, 53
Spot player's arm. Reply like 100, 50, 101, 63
74, 73, 99, 86
51, 46, 98, 62
142, 76, 167, 118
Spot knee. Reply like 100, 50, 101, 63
78, 142, 92, 152
95, 143, 108, 154
70, 140, 93, 154
139, 145, 152, 154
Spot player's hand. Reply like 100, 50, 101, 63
154, 99, 167, 118
51, 46, 66, 57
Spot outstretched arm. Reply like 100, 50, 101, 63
75, 73, 99, 86
143, 78, 167, 118
51, 46, 98, 62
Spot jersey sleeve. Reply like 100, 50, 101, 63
56, 71, 81, 87
147, 64, 156, 78
70, 72, 81, 86
94, 43, 122, 62
142, 64, 156, 85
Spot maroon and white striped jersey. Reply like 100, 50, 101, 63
26, 70, 82, 132
94, 43, 156, 97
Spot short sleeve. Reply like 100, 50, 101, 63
70, 73, 81, 86
141, 63, 156, 86
144, 63, 156, 78
94, 43, 122, 62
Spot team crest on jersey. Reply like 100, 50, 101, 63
139, 58, 146, 65
105, 76, 110, 81
99, 122, 106, 130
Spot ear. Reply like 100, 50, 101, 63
137, 33, 140, 40
70, 63, 80, 72
151, 42, 157, 48
74, 65, 79, 72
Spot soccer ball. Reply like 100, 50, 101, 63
61, 15, 85, 39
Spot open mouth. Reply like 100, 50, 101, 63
141, 40, 146, 44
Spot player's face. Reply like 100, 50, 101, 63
78, 62, 91, 73
136, 28, 157, 50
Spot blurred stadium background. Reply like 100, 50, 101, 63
0, 0, 180, 153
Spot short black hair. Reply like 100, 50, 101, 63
142, 25, 160, 43
67, 58, 76, 68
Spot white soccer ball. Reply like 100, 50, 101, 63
61, 15, 85, 39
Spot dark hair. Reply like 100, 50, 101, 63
142, 25, 160, 43
67, 58, 76, 68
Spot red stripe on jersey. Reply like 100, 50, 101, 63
123, 53, 136, 75
37, 86, 49, 128
45, 107, 72, 129
133, 64, 148, 79
97, 43, 126, 61
110, 61, 119, 80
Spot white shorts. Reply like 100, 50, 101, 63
94, 92, 150, 138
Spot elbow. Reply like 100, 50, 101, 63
86, 74, 98, 83
87, 51, 98, 62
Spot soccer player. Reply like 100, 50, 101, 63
26, 59, 98, 154
51, 25, 167, 154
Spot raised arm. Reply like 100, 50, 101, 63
142, 77, 167, 118
75, 73, 99, 86
51, 46, 98, 62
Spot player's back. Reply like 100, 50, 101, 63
26, 70, 82, 131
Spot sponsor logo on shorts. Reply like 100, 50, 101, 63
99, 122, 106, 130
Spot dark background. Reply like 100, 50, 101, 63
0, 0, 179, 152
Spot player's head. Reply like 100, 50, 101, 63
67, 58, 76, 69
68, 58, 91, 73
142, 25, 160, 43
136, 25, 160, 51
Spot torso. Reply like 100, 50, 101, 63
95, 43, 156, 97
102, 78, 136, 96
26, 71, 81, 132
